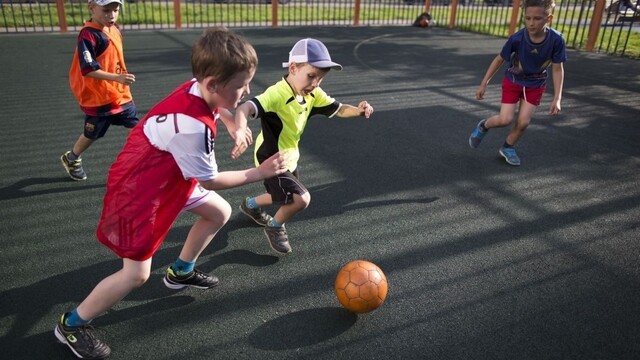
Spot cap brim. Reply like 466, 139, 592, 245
95, 0, 122, 5
308, 61, 343, 71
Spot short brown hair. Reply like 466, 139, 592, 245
191, 27, 258, 84
523, 0, 555, 14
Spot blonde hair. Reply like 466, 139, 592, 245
191, 27, 258, 84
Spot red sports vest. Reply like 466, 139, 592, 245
96, 80, 218, 261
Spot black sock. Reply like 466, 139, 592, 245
503, 142, 514, 148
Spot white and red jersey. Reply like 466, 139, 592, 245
96, 80, 218, 261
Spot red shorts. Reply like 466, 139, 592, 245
501, 77, 545, 106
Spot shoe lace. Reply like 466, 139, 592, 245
192, 269, 212, 281
503, 148, 517, 157
77, 325, 104, 350
269, 226, 288, 241
67, 158, 83, 170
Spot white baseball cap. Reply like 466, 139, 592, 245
92, 0, 123, 6
282, 38, 342, 71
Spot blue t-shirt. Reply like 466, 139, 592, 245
500, 27, 567, 88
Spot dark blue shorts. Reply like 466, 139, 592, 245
263, 169, 308, 205
84, 105, 139, 139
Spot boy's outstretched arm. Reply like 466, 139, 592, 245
219, 108, 253, 148
230, 102, 255, 159
549, 62, 564, 115
336, 100, 374, 118
198, 151, 288, 191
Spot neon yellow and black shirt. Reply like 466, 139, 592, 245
248, 77, 341, 172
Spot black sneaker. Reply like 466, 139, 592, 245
61, 151, 87, 181
163, 267, 219, 290
54, 314, 111, 359
239, 197, 271, 226
264, 225, 292, 254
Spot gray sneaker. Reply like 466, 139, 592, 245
264, 225, 292, 254
239, 197, 271, 226
61, 151, 87, 181
499, 147, 521, 166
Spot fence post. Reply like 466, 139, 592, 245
449, 0, 458, 29
271, 1, 278, 27
56, 0, 68, 33
586, 0, 605, 51
508, 0, 522, 35
353, 0, 361, 26
173, 0, 181, 30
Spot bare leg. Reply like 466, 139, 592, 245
272, 192, 310, 224
178, 192, 231, 262
253, 192, 273, 208
484, 103, 517, 129
505, 100, 537, 146
71, 134, 95, 157
76, 258, 152, 321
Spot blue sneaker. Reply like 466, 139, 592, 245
499, 147, 521, 166
469, 120, 487, 148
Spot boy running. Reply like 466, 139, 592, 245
235, 38, 374, 254
468, 0, 566, 166
54, 27, 288, 359
62, 0, 138, 181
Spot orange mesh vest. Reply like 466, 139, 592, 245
69, 21, 133, 115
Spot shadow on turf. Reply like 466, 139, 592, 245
0, 219, 280, 360
249, 307, 357, 350
0, 177, 104, 200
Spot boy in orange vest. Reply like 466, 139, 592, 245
62, 0, 138, 181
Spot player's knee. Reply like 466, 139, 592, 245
515, 119, 531, 131
299, 192, 311, 209
218, 201, 232, 223
129, 270, 151, 288
290, 193, 310, 211
495, 115, 514, 126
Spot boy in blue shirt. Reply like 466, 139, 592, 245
468, 0, 566, 166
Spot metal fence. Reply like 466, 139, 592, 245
1, 0, 639, 58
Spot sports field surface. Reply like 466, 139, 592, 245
1, 26, 640, 359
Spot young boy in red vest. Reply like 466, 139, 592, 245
62, 0, 138, 181
54, 27, 288, 359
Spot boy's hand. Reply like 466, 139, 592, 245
476, 84, 487, 100
549, 99, 562, 115
257, 151, 289, 178
359, 101, 374, 118
230, 127, 252, 160
118, 73, 136, 86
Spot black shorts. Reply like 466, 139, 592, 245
263, 169, 308, 205
84, 105, 139, 139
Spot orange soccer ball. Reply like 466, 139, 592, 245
334, 260, 388, 313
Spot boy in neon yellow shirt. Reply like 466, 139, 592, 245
235, 38, 374, 254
